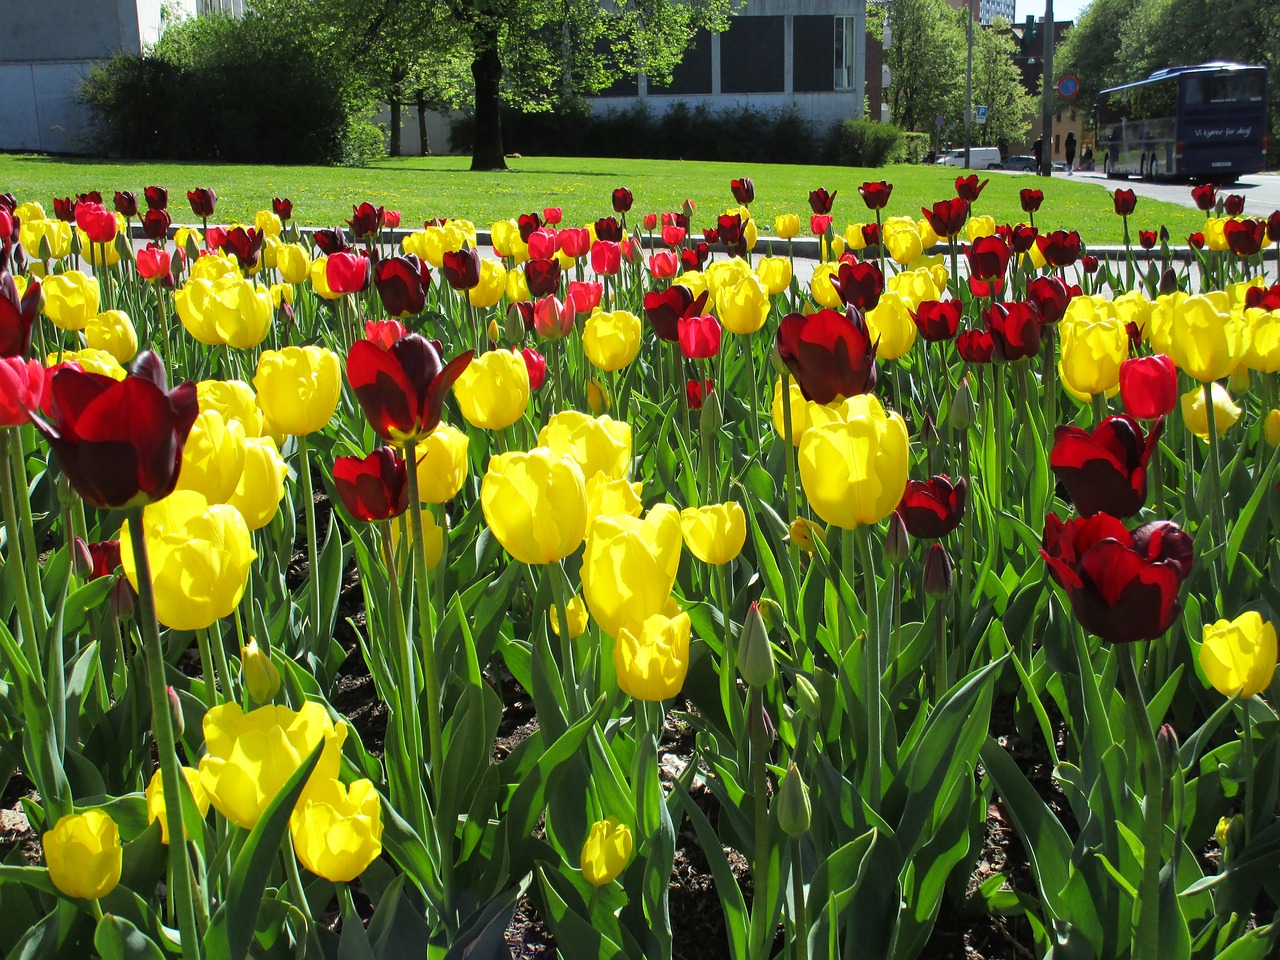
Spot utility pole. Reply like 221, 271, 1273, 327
964, 0, 974, 169
1040, 0, 1055, 177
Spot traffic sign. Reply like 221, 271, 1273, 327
975, 105, 988, 124
1058, 75, 1080, 99
935, 116, 946, 128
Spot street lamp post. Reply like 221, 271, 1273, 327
1040, 0, 1055, 177
964, 0, 974, 169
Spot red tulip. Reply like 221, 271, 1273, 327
219, 226, 264, 271
527, 228, 557, 260
829, 260, 884, 311
1035, 230, 1082, 267
611, 188, 633, 214
558, 227, 591, 258
1190, 183, 1217, 211
808, 187, 836, 215
517, 213, 542, 243
1223, 194, 1245, 217
686, 378, 713, 410
681, 242, 710, 271
1138, 230, 1157, 250
272, 197, 292, 221
0, 357, 43, 426
1223, 218, 1266, 257
810, 215, 833, 236
1041, 513, 1192, 644
333, 447, 408, 522
136, 244, 172, 283
911, 300, 961, 342
542, 207, 563, 225
1244, 284, 1280, 312
521, 347, 547, 391
984, 301, 1043, 361
187, 188, 217, 218
1113, 189, 1137, 217
898, 476, 967, 538
776, 308, 878, 403
346, 333, 473, 444
1051, 415, 1161, 519
678, 313, 722, 360
326, 251, 371, 295
1026, 275, 1073, 324
1019, 189, 1044, 213
967, 235, 1011, 281
1118, 354, 1178, 420
1081, 255, 1100, 273
75, 201, 117, 245
113, 191, 137, 218
661, 224, 687, 247
441, 248, 481, 290
566, 280, 602, 316
86, 540, 122, 579
534, 295, 575, 339
730, 178, 755, 205
52, 197, 77, 222
590, 240, 621, 277
858, 181, 893, 210
648, 250, 679, 280
1266, 211, 1280, 243
1188, 232, 1205, 249
141, 208, 171, 242
922, 198, 969, 238
144, 186, 168, 211
954, 175, 988, 202
956, 328, 994, 363
347, 202, 384, 240
642, 213, 659, 231
373, 255, 429, 316
0, 273, 41, 357
643, 285, 702, 343
364, 319, 409, 349
31, 352, 198, 510
862, 223, 881, 248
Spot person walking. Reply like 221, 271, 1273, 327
1065, 132, 1077, 175
1032, 137, 1043, 175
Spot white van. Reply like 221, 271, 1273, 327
936, 147, 1002, 169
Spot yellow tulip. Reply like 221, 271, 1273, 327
254, 209, 283, 239
675, 270, 707, 300
789, 516, 827, 552
1112, 290, 1152, 338
176, 409, 248, 504
1201, 611, 1277, 698
705, 258, 752, 298
43, 811, 122, 900
716, 275, 770, 335
885, 267, 941, 310
1168, 295, 1249, 382
1180, 383, 1241, 440
1243, 308, 1280, 373
587, 378, 610, 414
1058, 314, 1129, 398
614, 610, 692, 700
78, 228, 122, 266
275, 243, 311, 285
387, 509, 446, 571
47, 348, 124, 380
481, 447, 587, 565
822, 233, 845, 261
490, 219, 528, 260
174, 226, 203, 251
454, 348, 530, 430
20, 217, 72, 260
15, 201, 45, 223
83, 309, 138, 363
771, 378, 810, 445
883, 217, 923, 265
1202, 217, 1230, 252
774, 214, 800, 239
538, 411, 631, 482
270, 283, 293, 308
145, 767, 210, 844
290, 778, 383, 882
240, 638, 281, 703
583, 309, 643, 371
549, 593, 590, 639
582, 505, 682, 639
798, 394, 909, 529
843, 224, 869, 252
680, 502, 746, 565
415, 423, 470, 503
965, 215, 997, 242
585, 474, 644, 531
253, 346, 342, 436
506, 266, 531, 302
581, 817, 633, 885
865, 291, 917, 360
190, 253, 240, 282
756, 256, 792, 295
227, 436, 289, 530
42, 270, 99, 330
197, 379, 265, 437
198, 701, 347, 830
469, 258, 507, 308
1265, 409, 1280, 447
308, 256, 340, 300
809, 262, 842, 309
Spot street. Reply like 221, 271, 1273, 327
1000, 168, 1280, 214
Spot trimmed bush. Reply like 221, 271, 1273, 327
835, 119, 906, 167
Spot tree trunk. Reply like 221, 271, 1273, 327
470, 25, 506, 171
389, 89, 402, 158
416, 89, 430, 156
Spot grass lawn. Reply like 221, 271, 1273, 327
0, 153, 1209, 246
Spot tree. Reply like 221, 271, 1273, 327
971, 19, 1035, 149
886, 0, 964, 133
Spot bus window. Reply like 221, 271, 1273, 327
1185, 72, 1265, 105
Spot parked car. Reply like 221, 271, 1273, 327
935, 146, 1002, 169
1001, 155, 1038, 172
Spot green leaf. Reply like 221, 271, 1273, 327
94, 914, 165, 960
536, 866, 625, 960
672, 783, 749, 960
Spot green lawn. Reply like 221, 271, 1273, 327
0, 154, 1208, 246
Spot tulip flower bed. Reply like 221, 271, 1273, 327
0, 177, 1279, 960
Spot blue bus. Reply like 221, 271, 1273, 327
1095, 62, 1268, 182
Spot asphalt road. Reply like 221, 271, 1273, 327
1004, 168, 1280, 215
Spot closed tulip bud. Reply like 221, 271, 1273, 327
241, 638, 281, 703
581, 817, 632, 886
1200, 611, 1277, 698
885, 511, 909, 566
43, 811, 123, 900
165, 684, 184, 737
948, 378, 975, 431
789, 516, 826, 553
920, 412, 940, 448
700, 380, 722, 439
923, 543, 954, 600
145, 766, 210, 844
1215, 815, 1230, 850
72, 536, 94, 579
549, 593, 589, 639
587, 378, 610, 414
776, 763, 811, 838
1265, 410, 1280, 446
112, 577, 135, 619
1156, 722, 1180, 782
738, 601, 776, 687
794, 675, 821, 720
1228, 365, 1251, 393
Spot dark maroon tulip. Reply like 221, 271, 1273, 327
1036, 230, 1082, 267
1138, 230, 1157, 250
681, 242, 710, 271
702, 227, 720, 245
86, 540, 122, 579
1019, 188, 1044, 213
1223, 218, 1266, 257
346, 333, 473, 443
1267, 211, 1280, 243
1188, 232, 1205, 249
686, 378, 713, 410
717, 213, 744, 246
922, 198, 970, 238
956, 328, 994, 363
731, 178, 755, 205
954, 175, 988, 203
187, 188, 216, 218
1026, 275, 1072, 324
858, 181, 893, 211
1113, 189, 1137, 217
984, 301, 1043, 362
911, 300, 962, 342
923, 543, 955, 599
809, 187, 836, 215
898, 476, 967, 538
143, 186, 167, 211
333, 447, 408, 522
440, 247, 481, 290
0, 195, 13, 214
776, 308, 878, 403
31, 352, 198, 510
611, 187, 633, 214
517, 212, 543, 243
1244, 284, 1280, 312
1010, 223, 1038, 255
218, 226, 263, 272
78, 191, 103, 206
521, 347, 547, 391
52, 197, 77, 222
313, 227, 349, 255
524, 258, 562, 298
1119, 354, 1178, 420
643, 285, 705, 343
347, 201, 384, 241
967, 235, 1011, 281
0, 273, 41, 358
1191, 183, 1217, 211
829, 260, 884, 311
113, 191, 137, 218
1041, 513, 1192, 644
374, 255, 430, 317
1223, 194, 1245, 217
594, 216, 622, 243
1081, 255, 1100, 273
862, 222, 881, 248
272, 197, 292, 221
1051, 415, 1161, 518
141, 208, 171, 242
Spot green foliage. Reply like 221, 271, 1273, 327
835, 119, 906, 167
886, 0, 964, 132
972, 19, 1035, 149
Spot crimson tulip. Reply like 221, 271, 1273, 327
1113, 189, 1137, 216
533, 295, 574, 339
142, 208, 171, 242
648, 250, 679, 280
922, 198, 969, 238
517, 212, 542, 242
717, 214, 743, 247
1026, 275, 1073, 324
1051, 415, 1161, 518
346, 333, 473, 444
678, 313, 722, 360
681, 242, 710, 271
686, 379, 713, 410
862, 223, 881, 248
1019, 189, 1044, 213
527, 228, 557, 260
1138, 230, 1157, 250
954, 175, 988, 202
187, 188, 216, 218
86, 540, 122, 579
144, 186, 167, 210
590, 241, 621, 276
967, 235, 1011, 281
333, 447, 408, 522
272, 197, 292, 221
543, 207, 563, 225
857, 180, 893, 211
521, 347, 547, 391
373, 255, 429, 316
326, 251, 371, 294
441, 248, 481, 290
0, 357, 43, 426
135, 245, 172, 283
776, 308, 878, 403
1035, 230, 1082, 267
0, 273, 41, 357
594, 218, 622, 243
1118, 354, 1178, 420
898, 476, 967, 538
984, 301, 1043, 361
347, 202, 384, 241
956, 328, 994, 363
78, 191, 103, 205
76, 201, 117, 245
1188, 232, 1205, 249
1224, 218, 1265, 257
1223, 194, 1245, 216
113, 191, 137, 218
611, 188, 633, 214
364, 319, 408, 348
808, 188, 836, 215
1191, 183, 1217, 211
1009, 223, 1038, 255
1041, 514, 1192, 644
559, 228, 591, 258
911, 300, 962, 342
829, 260, 883, 311
731, 178, 755, 205
1244, 284, 1280, 312
31, 352, 198, 510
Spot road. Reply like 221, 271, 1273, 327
1009, 169, 1280, 215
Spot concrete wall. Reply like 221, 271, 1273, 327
372, 104, 464, 158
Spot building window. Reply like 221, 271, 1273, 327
834, 16, 857, 90
794, 16, 835, 92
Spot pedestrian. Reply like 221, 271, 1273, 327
1065, 132, 1076, 175
1032, 137, 1043, 175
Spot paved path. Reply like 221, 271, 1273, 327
997, 169, 1280, 215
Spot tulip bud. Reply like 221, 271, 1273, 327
72, 537, 94, 579
923, 543, 954, 600
794, 675, 821, 721
700, 382, 723, 440
757, 597, 784, 632
111, 576, 135, 619
241, 638, 282, 703
167, 684, 184, 739
1158, 267, 1178, 296
769, 344, 789, 378
885, 511, 909, 567
1217, 813, 1244, 863
57, 473, 75, 509
1215, 815, 1230, 850
1156, 722, 1180, 782
504, 302, 528, 341
1264, 410, 1280, 447
948, 378, 975, 432
487, 318, 501, 343
789, 516, 826, 553
738, 601, 776, 687
587, 379, 610, 414
920, 413, 940, 448
776, 763, 812, 838
1228, 365, 1251, 394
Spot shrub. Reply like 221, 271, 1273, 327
899, 132, 932, 164
835, 118, 906, 167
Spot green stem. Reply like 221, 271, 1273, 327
715, 564, 741, 743
749, 685, 771, 960
782, 374, 799, 525
933, 598, 947, 704
1119, 645, 1162, 960
548, 564, 580, 714
296, 434, 323, 662
283, 832, 325, 955
1, 430, 40, 670
1240, 701, 1254, 845
8, 428, 41, 608
1202, 380, 1226, 553
855, 526, 883, 807
744, 332, 762, 451
126, 509, 202, 960
790, 836, 808, 960
196, 629, 219, 707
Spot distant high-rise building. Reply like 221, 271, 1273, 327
979, 0, 1015, 24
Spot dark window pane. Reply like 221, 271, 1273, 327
794, 16, 834, 93
650, 28, 712, 95
595, 38, 638, 96
721, 16, 784, 94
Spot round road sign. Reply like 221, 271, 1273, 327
1058, 75, 1080, 99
